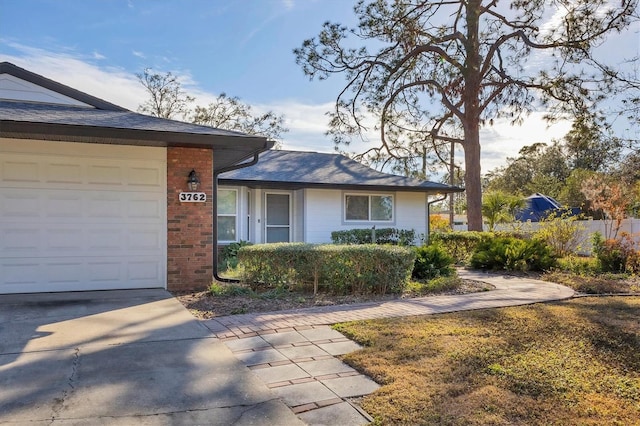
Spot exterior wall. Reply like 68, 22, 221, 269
395, 192, 428, 240
293, 189, 305, 242
304, 189, 428, 244
167, 147, 213, 292
218, 186, 430, 245
0, 74, 92, 106
304, 189, 344, 243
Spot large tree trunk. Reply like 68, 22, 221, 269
464, 126, 483, 231
464, 0, 483, 232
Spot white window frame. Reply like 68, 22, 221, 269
217, 188, 238, 243
343, 193, 395, 223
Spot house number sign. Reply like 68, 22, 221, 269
179, 192, 207, 202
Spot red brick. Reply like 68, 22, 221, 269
166, 147, 214, 292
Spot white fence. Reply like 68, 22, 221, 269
454, 218, 640, 255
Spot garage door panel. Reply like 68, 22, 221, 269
2, 160, 40, 182
0, 140, 167, 294
0, 256, 165, 293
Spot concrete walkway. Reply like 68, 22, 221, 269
200, 271, 575, 425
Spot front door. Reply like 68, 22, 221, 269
265, 193, 290, 243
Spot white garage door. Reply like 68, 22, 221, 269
0, 139, 167, 294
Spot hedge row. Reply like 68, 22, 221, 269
331, 228, 416, 246
238, 243, 416, 295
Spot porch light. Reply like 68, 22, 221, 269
187, 169, 200, 191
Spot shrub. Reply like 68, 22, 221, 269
238, 243, 416, 295
219, 240, 252, 270
470, 236, 556, 271
592, 232, 639, 273
430, 231, 489, 264
555, 255, 600, 275
412, 244, 455, 280
534, 212, 586, 257
331, 228, 416, 246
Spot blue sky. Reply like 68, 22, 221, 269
1, 0, 637, 174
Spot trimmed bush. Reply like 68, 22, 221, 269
430, 231, 489, 264
412, 244, 455, 280
238, 243, 416, 295
331, 228, 416, 246
470, 236, 556, 272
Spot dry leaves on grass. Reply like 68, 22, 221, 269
335, 297, 640, 425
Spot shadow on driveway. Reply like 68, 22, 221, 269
0, 289, 302, 425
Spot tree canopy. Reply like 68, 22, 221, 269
294, 0, 638, 230
137, 69, 288, 143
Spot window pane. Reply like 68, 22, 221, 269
345, 195, 369, 220
266, 227, 289, 243
371, 195, 393, 221
266, 194, 290, 226
218, 190, 236, 215
218, 216, 236, 241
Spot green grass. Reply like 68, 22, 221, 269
334, 297, 640, 425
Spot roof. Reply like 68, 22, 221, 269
0, 62, 272, 169
220, 150, 464, 193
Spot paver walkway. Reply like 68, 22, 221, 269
199, 271, 575, 425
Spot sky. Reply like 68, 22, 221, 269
0, 0, 637, 177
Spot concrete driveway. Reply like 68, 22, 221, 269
0, 289, 303, 425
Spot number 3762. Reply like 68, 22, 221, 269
179, 192, 206, 202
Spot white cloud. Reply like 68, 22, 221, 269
281, 0, 295, 10
479, 113, 573, 172
132, 50, 146, 59
92, 51, 106, 60
1, 43, 146, 110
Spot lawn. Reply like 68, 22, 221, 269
335, 297, 640, 425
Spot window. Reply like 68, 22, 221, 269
218, 189, 237, 241
345, 194, 393, 222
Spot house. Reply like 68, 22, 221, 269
217, 150, 463, 245
0, 62, 272, 294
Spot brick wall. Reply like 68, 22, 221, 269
167, 147, 213, 292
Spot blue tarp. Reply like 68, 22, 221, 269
515, 193, 580, 222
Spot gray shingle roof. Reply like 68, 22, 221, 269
0, 100, 255, 137
220, 150, 463, 193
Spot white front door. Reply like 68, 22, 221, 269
265, 193, 291, 243
0, 139, 167, 294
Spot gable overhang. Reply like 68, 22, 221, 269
0, 120, 274, 170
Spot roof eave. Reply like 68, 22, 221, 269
218, 178, 464, 194
0, 120, 273, 170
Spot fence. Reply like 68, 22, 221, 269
454, 218, 640, 255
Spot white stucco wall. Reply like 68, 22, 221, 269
395, 191, 428, 241
304, 188, 428, 244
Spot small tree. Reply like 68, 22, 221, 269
192, 93, 287, 142
137, 68, 194, 120
482, 192, 525, 232
581, 175, 631, 239
534, 211, 586, 257
137, 69, 288, 142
